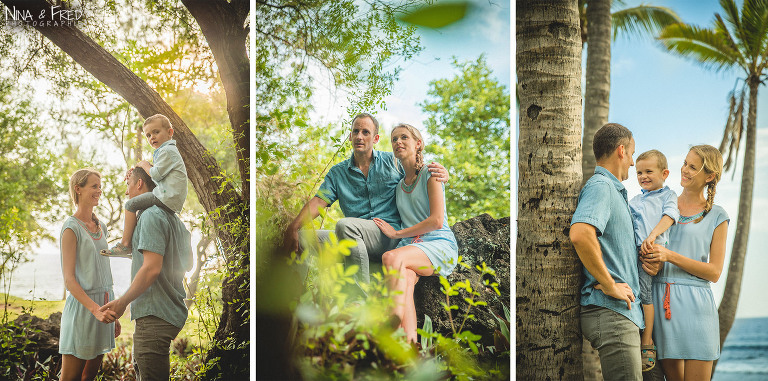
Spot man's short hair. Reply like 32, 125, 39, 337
351, 113, 379, 135
636, 149, 668, 170
132, 167, 156, 191
593, 123, 633, 161
143, 114, 172, 131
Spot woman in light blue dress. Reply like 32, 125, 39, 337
374, 123, 458, 343
644, 145, 728, 381
59, 169, 119, 380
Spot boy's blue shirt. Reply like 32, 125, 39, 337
629, 185, 679, 247
316, 150, 403, 230
150, 139, 187, 214
571, 166, 645, 329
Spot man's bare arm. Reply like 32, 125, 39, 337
100, 251, 163, 318
570, 222, 635, 309
284, 196, 329, 253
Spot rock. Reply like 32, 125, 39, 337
10, 312, 62, 361
414, 214, 511, 348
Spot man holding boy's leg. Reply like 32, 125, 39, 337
100, 167, 192, 380
570, 123, 652, 380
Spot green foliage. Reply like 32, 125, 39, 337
292, 235, 506, 380
254, 0, 423, 178
420, 56, 510, 223
0, 82, 62, 270
0, 305, 57, 381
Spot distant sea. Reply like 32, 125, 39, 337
4, 245, 132, 302
714, 316, 768, 381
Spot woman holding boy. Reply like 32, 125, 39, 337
644, 144, 728, 381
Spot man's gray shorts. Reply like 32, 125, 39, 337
298, 217, 399, 296
581, 305, 642, 381
133, 315, 182, 381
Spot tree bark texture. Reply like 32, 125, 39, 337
517, 1, 584, 379
181, 0, 250, 199
581, 0, 611, 187
0, 0, 250, 377
717, 78, 757, 355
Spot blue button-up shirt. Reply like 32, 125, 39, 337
571, 166, 644, 328
150, 139, 187, 214
629, 185, 679, 247
130, 205, 193, 329
316, 150, 403, 229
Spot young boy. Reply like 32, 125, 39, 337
101, 114, 188, 258
628, 149, 679, 372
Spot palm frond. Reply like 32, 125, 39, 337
739, 0, 768, 61
724, 87, 746, 173
612, 5, 682, 41
720, 0, 743, 36
714, 14, 747, 66
659, 23, 740, 72
718, 91, 737, 153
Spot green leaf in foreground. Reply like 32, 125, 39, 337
398, 2, 470, 29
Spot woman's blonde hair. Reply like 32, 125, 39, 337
391, 123, 425, 171
689, 145, 723, 223
69, 168, 101, 208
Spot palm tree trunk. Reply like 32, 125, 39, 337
517, 1, 584, 379
582, 0, 611, 186
715, 78, 758, 373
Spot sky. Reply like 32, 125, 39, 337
309, 0, 511, 138
515, 0, 768, 318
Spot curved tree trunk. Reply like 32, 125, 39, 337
517, 1, 584, 379
0, 0, 250, 377
581, 0, 611, 187
715, 78, 758, 373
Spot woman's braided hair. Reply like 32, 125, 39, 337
690, 145, 723, 223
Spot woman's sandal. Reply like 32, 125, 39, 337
641, 344, 657, 372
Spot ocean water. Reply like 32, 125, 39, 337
3, 243, 132, 302
714, 316, 768, 381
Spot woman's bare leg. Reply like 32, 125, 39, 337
81, 354, 104, 381
61, 354, 87, 381
661, 358, 684, 381
402, 269, 420, 343
684, 360, 712, 381
381, 245, 434, 341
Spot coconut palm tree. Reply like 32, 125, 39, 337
658, 0, 768, 371
580, 0, 681, 186
517, 0, 584, 379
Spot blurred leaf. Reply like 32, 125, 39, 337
398, 2, 470, 28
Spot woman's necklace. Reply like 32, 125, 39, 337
74, 215, 102, 240
678, 210, 705, 225
401, 169, 420, 193
677, 196, 706, 225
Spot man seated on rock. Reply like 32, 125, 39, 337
284, 113, 448, 296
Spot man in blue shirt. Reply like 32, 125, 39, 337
570, 123, 658, 380
101, 167, 192, 380
284, 113, 447, 294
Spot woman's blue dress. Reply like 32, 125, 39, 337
395, 168, 458, 277
59, 217, 115, 360
651, 204, 728, 360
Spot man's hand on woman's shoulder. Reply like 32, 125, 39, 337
426, 162, 449, 183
